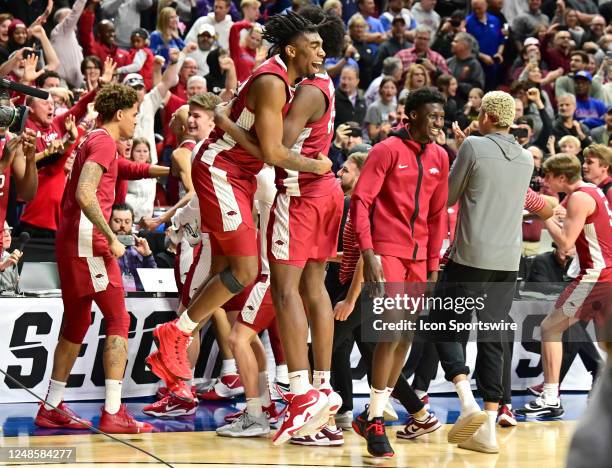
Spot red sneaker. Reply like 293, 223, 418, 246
295, 388, 342, 437
225, 403, 282, 424
99, 404, 154, 434
273, 389, 328, 446
527, 382, 544, 397
156, 384, 197, 401
152, 319, 192, 381
291, 425, 344, 446
35, 402, 92, 430
143, 394, 197, 418
497, 404, 517, 427
396, 412, 441, 439
197, 374, 244, 400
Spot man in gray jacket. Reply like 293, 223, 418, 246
101, 0, 153, 49
428, 91, 533, 454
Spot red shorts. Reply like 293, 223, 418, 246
380, 256, 427, 283
192, 160, 258, 257
57, 255, 123, 298
236, 277, 276, 333
555, 268, 612, 327
181, 235, 211, 308
267, 187, 343, 268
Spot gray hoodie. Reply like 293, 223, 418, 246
449, 133, 534, 271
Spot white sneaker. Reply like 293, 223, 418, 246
383, 400, 398, 421
291, 425, 344, 446
216, 412, 270, 438
334, 410, 353, 430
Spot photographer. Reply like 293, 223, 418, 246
110, 203, 157, 291
328, 121, 367, 173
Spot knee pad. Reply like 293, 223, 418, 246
220, 267, 246, 294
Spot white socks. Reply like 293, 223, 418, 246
246, 397, 263, 418
176, 312, 198, 334
275, 364, 289, 384
543, 383, 559, 404
221, 359, 238, 376
44, 379, 66, 410
289, 370, 312, 395
455, 379, 480, 418
415, 389, 427, 399
259, 371, 272, 407
368, 387, 389, 420
473, 410, 498, 446
313, 370, 331, 390
104, 379, 122, 414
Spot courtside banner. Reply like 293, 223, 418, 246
0, 296, 597, 403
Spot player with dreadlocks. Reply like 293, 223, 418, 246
146, 11, 333, 428
214, 6, 348, 446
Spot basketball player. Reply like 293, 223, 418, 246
213, 6, 348, 444
349, 87, 449, 457
147, 13, 332, 435
35, 84, 153, 433
518, 154, 611, 417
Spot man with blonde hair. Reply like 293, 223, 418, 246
582, 144, 612, 204
425, 90, 534, 454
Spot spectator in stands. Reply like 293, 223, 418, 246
462, 86, 482, 125
229, 17, 264, 82
399, 63, 430, 99
380, 0, 416, 33
125, 138, 158, 223
187, 23, 216, 76
556, 51, 605, 101
329, 122, 368, 173
512, 0, 549, 45
411, 0, 441, 41
186, 0, 234, 50
395, 25, 450, 80
117, 29, 155, 91
372, 17, 409, 77
356, 0, 386, 54
80, 55, 103, 91
573, 71, 608, 128
591, 107, 612, 145
364, 77, 398, 143
101, 0, 154, 49
552, 93, 593, 151
348, 14, 377, 90
436, 74, 459, 131
2, 0, 49, 26
50, 0, 87, 89
582, 144, 612, 203
541, 28, 572, 74
466, 0, 506, 90
110, 204, 157, 292
0, 222, 20, 293
526, 244, 574, 292
158, 0, 193, 24
446, 31, 484, 103
78, 1, 129, 68
335, 65, 367, 129
172, 57, 199, 100
150, 7, 186, 65
241, 0, 261, 23
432, 9, 466, 59
0, 12, 12, 62
511, 87, 552, 152
366, 56, 401, 107
580, 14, 606, 45
323, 0, 343, 18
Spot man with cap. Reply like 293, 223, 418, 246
186, 0, 234, 50
555, 51, 605, 101
373, 17, 410, 77
117, 29, 155, 90
380, 0, 416, 33
574, 71, 608, 129
188, 24, 217, 76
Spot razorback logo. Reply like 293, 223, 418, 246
95, 273, 105, 279
226, 210, 237, 216
275, 240, 284, 246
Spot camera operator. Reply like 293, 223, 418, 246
109, 203, 156, 291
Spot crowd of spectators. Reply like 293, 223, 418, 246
0, 0, 611, 291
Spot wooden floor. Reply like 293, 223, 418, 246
2, 421, 573, 467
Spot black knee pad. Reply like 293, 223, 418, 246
220, 267, 246, 294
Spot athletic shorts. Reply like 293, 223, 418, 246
380, 256, 427, 283
57, 255, 123, 298
267, 186, 343, 268
236, 276, 275, 333
556, 268, 612, 327
181, 235, 211, 308
192, 161, 258, 257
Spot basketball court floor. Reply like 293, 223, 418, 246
0, 393, 586, 467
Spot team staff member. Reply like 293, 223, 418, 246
350, 87, 449, 458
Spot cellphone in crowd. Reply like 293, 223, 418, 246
116, 235, 135, 247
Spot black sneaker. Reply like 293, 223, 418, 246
515, 397, 564, 418
364, 417, 394, 458
352, 407, 368, 437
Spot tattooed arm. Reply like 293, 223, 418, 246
76, 161, 125, 258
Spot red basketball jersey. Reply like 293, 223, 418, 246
56, 129, 119, 257
275, 73, 337, 197
194, 55, 293, 177
573, 183, 612, 273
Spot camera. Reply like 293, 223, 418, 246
116, 235, 135, 247
0, 105, 29, 133
510, 127, 529, 139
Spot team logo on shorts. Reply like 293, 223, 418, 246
226, 210, 238, 216
275, 240, 285, 246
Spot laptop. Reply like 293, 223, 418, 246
137, 268, 178, 293
18, 262, 62, 296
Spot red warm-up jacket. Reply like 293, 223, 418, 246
350, 127, 449, 272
